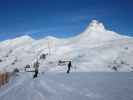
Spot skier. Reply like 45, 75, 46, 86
33, 61, 39, 78
40, 54, 46, 59
67, 61, 72, 74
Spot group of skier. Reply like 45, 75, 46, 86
33, 60, 72, 78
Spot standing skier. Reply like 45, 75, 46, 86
67, 61, 72, 74
33, 61, 39, 78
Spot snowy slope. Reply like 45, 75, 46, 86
0, 72, 133, 100
0, 20, 133, 72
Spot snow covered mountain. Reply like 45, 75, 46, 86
0, 20, 133, 72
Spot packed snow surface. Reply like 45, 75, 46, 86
0, 72, 133, 100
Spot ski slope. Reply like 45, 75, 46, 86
0, 72, 133, 100
0, 20, 133, 100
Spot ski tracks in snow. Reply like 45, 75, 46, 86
0, 72, 102, 100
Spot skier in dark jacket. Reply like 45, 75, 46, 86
67, 61, 72, 74
33, 61, 39, 78
33, 68, 38, 78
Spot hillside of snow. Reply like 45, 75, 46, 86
0, 20, 133, 72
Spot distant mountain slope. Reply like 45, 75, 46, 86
0, 20, 133, 72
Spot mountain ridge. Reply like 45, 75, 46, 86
0, 20, 133, 72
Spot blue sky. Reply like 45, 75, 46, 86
0, 0, 133, 41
